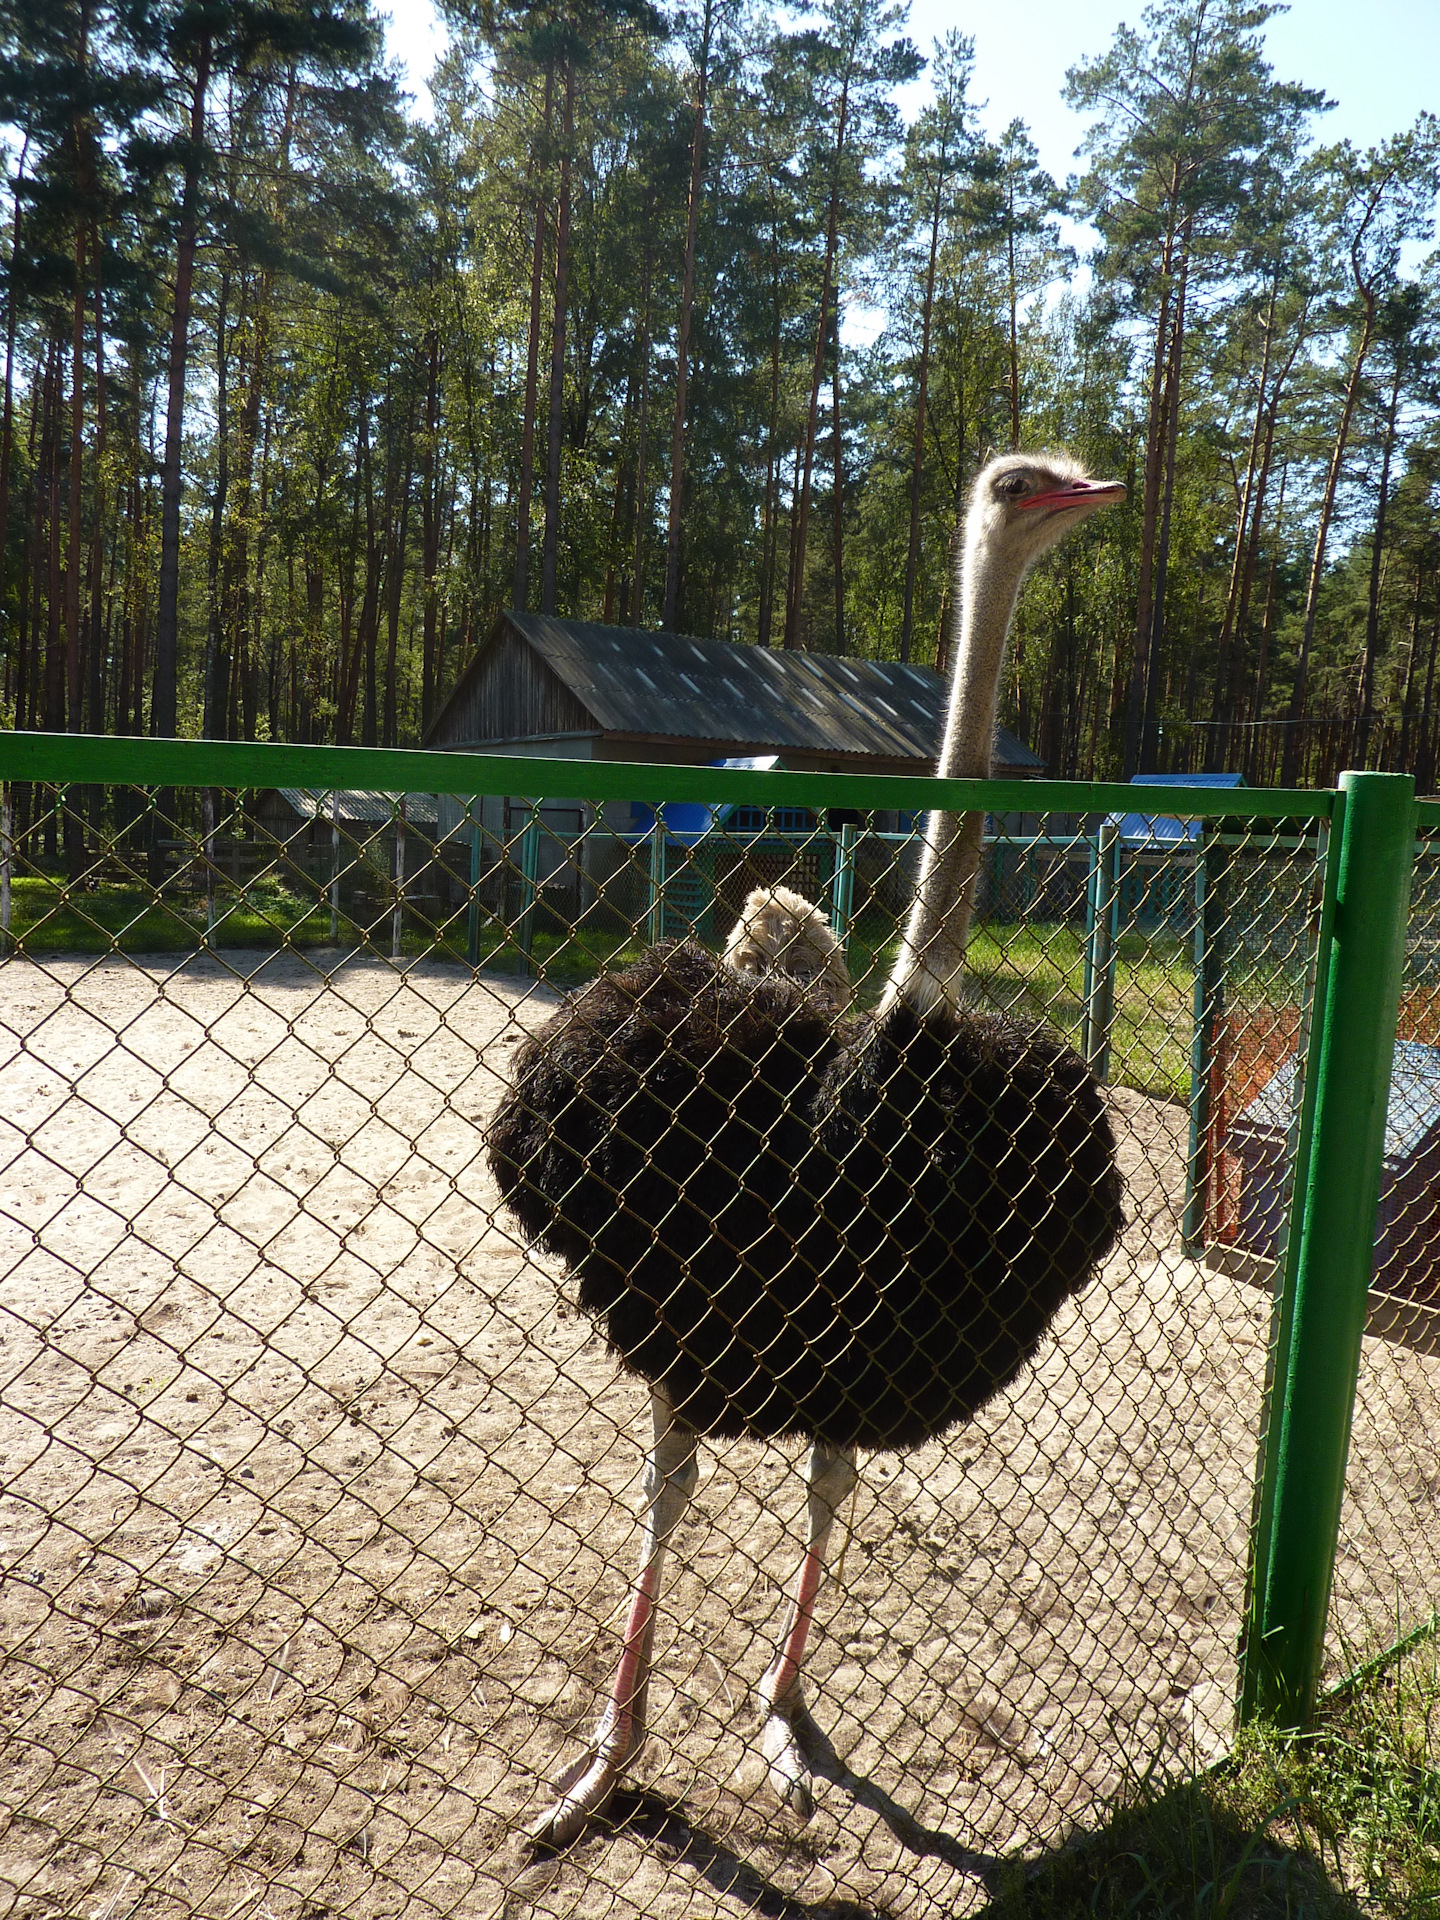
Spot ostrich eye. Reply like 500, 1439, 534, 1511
997, 473, 1030, 499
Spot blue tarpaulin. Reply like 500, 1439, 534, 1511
1109, 772, 1245, 849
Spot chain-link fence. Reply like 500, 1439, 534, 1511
0, 739, 1433, 1919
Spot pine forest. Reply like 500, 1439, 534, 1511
2, 0, 1439, 788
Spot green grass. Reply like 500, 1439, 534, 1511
845, 914, 1198, 1101
979, 1640, 1440, 1918
3, 872, 349, 954
4, 880, 1207, 1097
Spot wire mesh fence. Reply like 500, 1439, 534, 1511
1324, 825, 1440, 1684
0, 747, 1433, 1919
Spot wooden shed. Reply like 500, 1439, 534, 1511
423, 612, 1045, 935
254, 788, 440, 861
424, 610, 1042, 794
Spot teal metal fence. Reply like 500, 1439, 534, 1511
0, 730, 1435, 1920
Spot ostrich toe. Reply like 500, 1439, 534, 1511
761, 1706, 816, 1820
527, 1698, 646, 1848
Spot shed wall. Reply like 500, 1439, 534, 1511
430, 627, 596, 748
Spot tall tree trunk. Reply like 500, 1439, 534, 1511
901, 164, 944, 663
152, 33, 212, 740
1122, 195, 1181, 778
1207, 277, 1280, 767
1281, 298, 1378, 784
420, 325, 442, 732
784, 66, 852, 649
86, 247, 107, 736
226, 271, 272, 737
43, 344, 64, 734
628, 222, 655, 625
1006, 186, 1020, 451
116, 475, 136, 737
662, 0, 714, 631
1138, 224, 1190, 772
602, 330, 639, 623
514, 64, 553, 612
757, 182, 784, 649
1221, 306, 1309, 765
0, 134, 30, 617
1246, 462, 1288, 781
1415, 594, 1440, 796
830, 303, 845, 655
1355, 343, 1404, 766
540, 56, 574, 616
341, 393, 378, 743
203, 266, 230, 738
1398, 559, 1426, 773
65, 218, 85, 741
383, 432, 415, 748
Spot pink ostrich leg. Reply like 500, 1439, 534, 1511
530, 1390, 698, 1848
758, 1440, 858, 1818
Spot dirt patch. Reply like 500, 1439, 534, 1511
1, 953, 1436, 1920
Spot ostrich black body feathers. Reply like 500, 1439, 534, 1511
488, 940, 1123, 1452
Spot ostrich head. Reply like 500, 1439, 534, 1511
723, 885, 853, 1015
886, 449, 1125, 1016
968, 450, 1126, 569
949, 456, 1129, 760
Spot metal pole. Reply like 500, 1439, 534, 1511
1183, 832, 1229, 1252
329, 792, 340, 945
518, 806, 541, 972
830, 823, 856, 955
647, 820, 665, 949
1083, 818, 1119, 1081
1082, 831, 1098, 1059
203, 787, 217, 941
2, 784, 13, 954
392, 797, 407, 961
1240, 770, 1414, 1731
467, 803, 481, 969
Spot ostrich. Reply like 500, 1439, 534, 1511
488, 451, 1127, 1847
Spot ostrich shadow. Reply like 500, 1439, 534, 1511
527, 1702, 1006, 1915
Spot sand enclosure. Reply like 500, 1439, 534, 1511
2, 949, 1438, 1920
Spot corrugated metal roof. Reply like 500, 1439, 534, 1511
493, 613, 1042, 771
274, 789, 440, 828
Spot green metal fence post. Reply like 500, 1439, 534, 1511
329, 791, 340, 945
1183, 831, 1229, 1253
517, 807, 541, 973
1082, 817, 1120, 1081
646, 821, 665, 949
1240, 770, 1415, 1731
830, 823, 857, 954
391, 797, 407, 961
467, 803, 482, 969
1, 783, 11, 955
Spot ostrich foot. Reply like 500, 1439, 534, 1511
761, 1700, 816, 1821
527, 1701, 645, 1849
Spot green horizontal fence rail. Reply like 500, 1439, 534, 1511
0, 729, 1337, 822
1, 729, 1428, 1745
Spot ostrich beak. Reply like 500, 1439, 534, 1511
1019, 478, 1127, 515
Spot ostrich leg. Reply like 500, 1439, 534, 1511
530, 1388, 698, 1847
757, 1440, 858, 1818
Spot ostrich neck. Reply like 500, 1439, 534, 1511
884, 536, 1030, 1017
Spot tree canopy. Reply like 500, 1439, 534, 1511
2, 0, 1438, 786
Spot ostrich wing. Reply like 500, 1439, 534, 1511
489, 942, 1122, 1451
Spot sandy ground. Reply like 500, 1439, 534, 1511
1, 949, 1438, 1920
